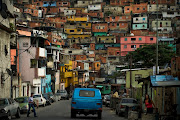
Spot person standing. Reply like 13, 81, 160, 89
27, 93, 38, 117
144, 94, 155, 114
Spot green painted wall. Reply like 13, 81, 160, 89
126, 69, 153, 88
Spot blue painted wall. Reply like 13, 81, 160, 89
41, 75, 52, 93
132, 23, 147, 30
95, 43, 120, 50
43, 1, 56, 7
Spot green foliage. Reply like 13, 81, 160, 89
126, 44, 175, 68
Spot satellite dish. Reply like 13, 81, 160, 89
6, 68, 12, 76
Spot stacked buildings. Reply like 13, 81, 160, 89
0, 0, 179, 98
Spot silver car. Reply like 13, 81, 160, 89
116, 98, 139, 116
0, 98, 21, 119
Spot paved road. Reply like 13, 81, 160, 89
13, 99, 127, 120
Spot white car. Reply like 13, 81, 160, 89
33, 94, 46, 107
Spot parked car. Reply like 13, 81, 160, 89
47, 92, 56, 102
14, 97, 29, 113
71, 88, 102, 119
42, 93, 52, 105
57, 90, 69, 100
103, 95, 111, 107
33, 94, 46, 107
116, 98, 139, 116
0, 98, 21, 119
54, 93, 61, 101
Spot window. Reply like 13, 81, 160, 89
143, 18, 145, 21
77, 29, 81, 32
150, 38, 153, 40
111, 38, 114, 40
143, 7, 145, 10
117, 23, 119, 26
139, 38, 142, 41
136, 18, 138, 21
127, 8, 129, 10
68, 51, 72, 53
70, 30, 74, 32
135, 25, 137, 27
30, 59, 37, 68
112, 16, 115, 19
124, 38, 127, 41
131, 45, 136, 48
124, 45, 127, 48
63, 2, 67, 5
86, 23, 88, 26
112, 23, 114, 26
137, 8, 140, 10
44, 1, 47, 4
37, 3, 40, 6
139, 45, 142, 48
131, 38, 136, 41
34, 0, 37, 2
79, 90, 95, 97
135, 74, 142, 81
23, 42, 28, 47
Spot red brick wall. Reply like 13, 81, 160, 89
75, 55, 87, 61
107, 47, 121, 56
105, 15, 131, 22
124, 3, 147, 14
92, 23, 108, 32
90, 43, 95, 51
108, 22, 128, 30
149, 0, 175, 5
110, 0, 134, 6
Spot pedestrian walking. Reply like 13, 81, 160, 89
144, 94, 155, 114
27, 93, 38, 117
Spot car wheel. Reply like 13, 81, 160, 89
15, 108, 21, 118
98, 112, 102, 119
6, 111, 12, 120
71, 111, 76, 118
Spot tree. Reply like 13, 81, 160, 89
126, 44, 175, 68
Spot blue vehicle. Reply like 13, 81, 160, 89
71, 88, 102, 119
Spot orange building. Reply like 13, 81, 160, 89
105, 15, 131, 22
110, 0, 134, 6
107, 47, 121, 56
124, 3, 148, 14
92, 23, 108, 33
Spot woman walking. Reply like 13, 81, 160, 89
144, 94, 155, 114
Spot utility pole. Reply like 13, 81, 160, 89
156, 0, 159, 75
130, 54, 132, 98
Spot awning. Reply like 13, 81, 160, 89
150, 75, 180, 87
96, 85, 103, 88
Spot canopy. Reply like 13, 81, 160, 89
150, 75, 180, 87
96, 85, 103, 88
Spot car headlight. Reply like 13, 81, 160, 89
1, 109, 7, 113
22, 105, 28, 109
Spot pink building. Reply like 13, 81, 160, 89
120, 36, 156, 56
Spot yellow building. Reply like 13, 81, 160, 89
67, 16, 89, 22
60, 61, 78, 88
67, 34, 91, 39
96, 36, 116, 43
64, 28, 83, 34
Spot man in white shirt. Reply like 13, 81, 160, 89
27, 93, 37, 117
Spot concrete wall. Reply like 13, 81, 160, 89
0, 29, 11, 98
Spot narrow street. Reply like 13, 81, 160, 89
13, 99, 127, 120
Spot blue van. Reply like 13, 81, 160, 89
71, 88, 102, 119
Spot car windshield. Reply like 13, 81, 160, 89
60, 90, 66, 93
15, 98, 28, 103
0, 99, 8, 106
122, 99, 137, 103
79, 90, 95, 97
33, 95, 41, 98
42, 94, 48, 98
104, 95, 110, 100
